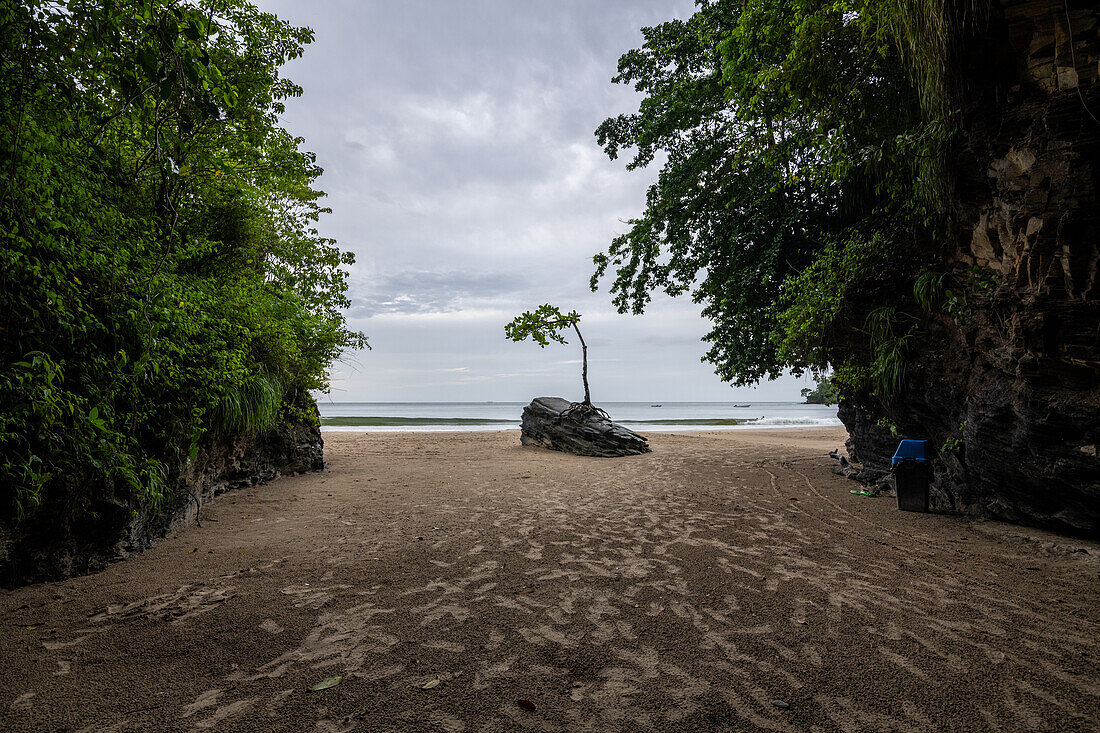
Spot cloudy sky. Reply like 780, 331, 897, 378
255, 0, 818, 403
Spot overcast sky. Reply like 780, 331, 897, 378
255, 0, 819, 403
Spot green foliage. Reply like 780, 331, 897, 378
967, 265, 997, 300
0, 1, 364, 528
940, 421, 967, 454
504, 304, 581, 347
866, 306, 912, 399
210, 370, 284, 437
832, 364, 870, 395
593, 0, 951, 399
801, 375, 840, 405
870, 336, 910, 399
913, 271, 945, 311
943, 287, 962, 319
775, 230, 890, 373
877, 0, 979, 211
937, 263, 998, 319
876, 416, 900, 437
506, 304, 592, 404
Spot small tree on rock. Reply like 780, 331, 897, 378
506, 304, 598, 412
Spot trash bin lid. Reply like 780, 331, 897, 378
892, 439, 927, 463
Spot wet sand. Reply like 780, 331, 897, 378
1, 428, 1098, 731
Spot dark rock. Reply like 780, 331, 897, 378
520, 397, 651, 457
0, 402, 326, 586
840, 402, 897, 485
839, 2, 1100, 537
155, 404, 324, 537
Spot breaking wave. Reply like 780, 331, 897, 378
744, 415, 843, 427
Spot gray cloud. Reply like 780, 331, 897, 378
346, 269, 529, 317
253, 0, 816, 402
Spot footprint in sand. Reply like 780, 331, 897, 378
181, 688, 223, 718
10, 692, 35, 711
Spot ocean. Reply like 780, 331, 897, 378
316, 401, 842, 432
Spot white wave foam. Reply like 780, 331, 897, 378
745, 416, 843, 427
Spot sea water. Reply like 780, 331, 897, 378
316, 401, 841, 432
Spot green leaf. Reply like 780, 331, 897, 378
163, 17, 179, 48
137, 46, 158, 81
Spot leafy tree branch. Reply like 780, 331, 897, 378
505, 304, 592, 406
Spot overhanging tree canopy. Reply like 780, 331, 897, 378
592, 0, 943, 396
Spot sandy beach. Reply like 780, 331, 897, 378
2, 428, 1098, 732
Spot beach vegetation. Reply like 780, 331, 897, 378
875, 417, 900, 437
592, 0, 956, 406
210, 369, 286, 437
0, 1, 365, 529
913, 271, 946, 312
801, 375, 839, 405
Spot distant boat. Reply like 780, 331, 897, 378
733, 403, 750, 408
650, 404, 662, 408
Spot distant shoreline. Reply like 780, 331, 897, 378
320, 423, 844, 434
317, 401, 842, 433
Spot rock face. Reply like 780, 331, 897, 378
520, 397, 651, 457
0, 406, 325, 585
156, 408, 325, 537
838, 402, 898, 493
842, 1, 1100, 536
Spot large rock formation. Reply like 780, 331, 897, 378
521, 397, 651, 457
0, 406, 324, 585
842, 0, 1100, 536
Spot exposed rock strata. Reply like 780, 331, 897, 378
521, 397, 651, 457
0, 407, 324, 585
841, 0, 1100, 536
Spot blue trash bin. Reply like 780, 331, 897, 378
892, 440, 930, 512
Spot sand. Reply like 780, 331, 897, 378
1, 428, 1098, 732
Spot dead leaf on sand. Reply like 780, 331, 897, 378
517, 699, 536, 711
421, 678, 441, 690
310, 676, 341, 691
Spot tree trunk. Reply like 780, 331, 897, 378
573, 322, 590, 405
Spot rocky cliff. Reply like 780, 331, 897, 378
841, 0, 1099, 536
0, 408, 324, 585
